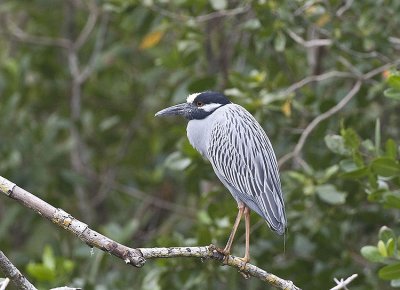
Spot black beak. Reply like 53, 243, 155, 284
155, 103, 189, 117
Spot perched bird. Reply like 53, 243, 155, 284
155, 91, 286, 262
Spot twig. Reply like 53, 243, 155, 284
5, 15, 71, 49
336, 0, 354, 17
330, 274, 358, 290
0, 278, 10, 290
286, 29, 333, 48
278, 59, 400, 167
279, 71, 353, 97
74, 0, 99, 50
78, 12, 110, 83
0, 176, 301, 290
50, 287, 81, 290
148, 4, 251, 23
279, 80, 361, 167
0, 251, 37, 290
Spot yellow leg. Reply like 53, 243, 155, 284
223, 203, 245, 255
242, 206, 250, 263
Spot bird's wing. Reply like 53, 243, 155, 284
207, 105, 286, 235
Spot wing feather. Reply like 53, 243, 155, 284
207, 105, 286, 234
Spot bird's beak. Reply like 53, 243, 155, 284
155, 103, 189, 117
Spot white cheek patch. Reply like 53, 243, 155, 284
187, 93, 201, 103
201, 103, 222, 112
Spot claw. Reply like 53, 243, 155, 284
237, 256, 250, 277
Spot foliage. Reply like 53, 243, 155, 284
0, 0, 400, 289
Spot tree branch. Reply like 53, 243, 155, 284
278, 59, 400, 168
0, 251, 37, 290
0, 176, 301, 290
279, 80, 361, 167
0, 278, 9, 290
286, 28, 333, 48
330, 274, 358, 290
4, 14, 71, 49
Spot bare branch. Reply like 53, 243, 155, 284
0, 176, 301, 290
0, 278, 10, 290
5, 15, 71, 49
74, 0, 99, 50
330, 274, 358, 290
78, 12, 110, 83
362, 59, 400, 80
286, 29, 333, 48
0, 251, 37, 290
278, 59, 400, 167
195, 5, 251, 22
148, 4, 251, 23
279, 71, 354, 97
279, 80, 361, 167
336, 0, 354, 17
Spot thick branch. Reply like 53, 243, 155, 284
0, 251, 37, 290
0, 176, 301, 290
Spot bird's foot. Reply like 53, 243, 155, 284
208, 244, 231, 263
208, 244, 227, 262
236, 256, 250, 278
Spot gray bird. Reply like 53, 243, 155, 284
155, 91, 286, 262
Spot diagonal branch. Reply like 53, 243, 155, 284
279, 80, 361, 167
278, 59, 400, 168
5, 14, 71, 49
0, 176, 301, 290
0, 251, 37, 290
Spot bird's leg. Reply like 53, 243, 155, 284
242, 206, 251, 263
222, 203, 245, 256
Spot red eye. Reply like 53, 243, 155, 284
196, 101, 204, 107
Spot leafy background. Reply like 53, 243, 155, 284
0, 0, 400, 289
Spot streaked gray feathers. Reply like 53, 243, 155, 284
206, 104, 286, 235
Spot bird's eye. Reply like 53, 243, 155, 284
196, 101, 204, 107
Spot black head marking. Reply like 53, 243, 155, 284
185, 91, 231, 120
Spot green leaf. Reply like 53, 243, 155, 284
324, 135, 351, 156
274, 31, 286, 52
371, 157, 400, 177
367, 189, 385, 202
375, 119, 381, 155
378, 240, 388, 257
26, 263, 56, 282
379, 226, 396, 243
360, 245, 385, 262
384, 192, 400, 209
385, 139, 398, 159
379, 263, 400, 280
341, 127, 360, 150
384, 88, 400, 100
42, 245, 56, 270
315, 184, 346, 205
387, 238, 395, 257
340, 167, 369, 179
387, 75, 400, 90
164, 152, 191, 171
99, 116, 120, 131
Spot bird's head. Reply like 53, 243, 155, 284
155, 91, 231, 120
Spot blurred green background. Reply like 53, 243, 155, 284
1, 0, 400, 289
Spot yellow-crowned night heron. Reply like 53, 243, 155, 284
155, 91, 286, 262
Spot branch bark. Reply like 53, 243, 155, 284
0, 251, 37, 290
0, 176, 301, 290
